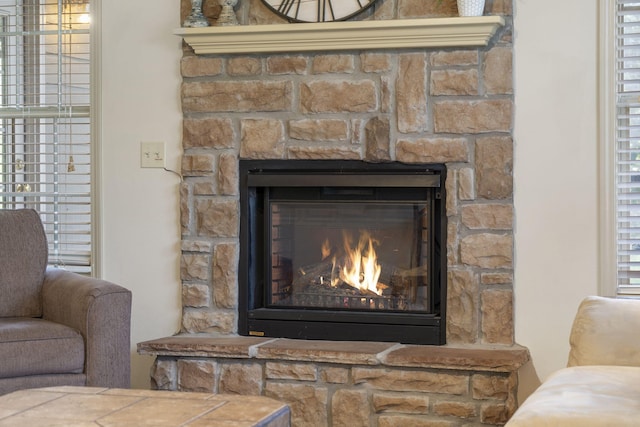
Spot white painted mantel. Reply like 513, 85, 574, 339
175, 16, 505, 55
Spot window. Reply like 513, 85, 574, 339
0, 0, 93, 274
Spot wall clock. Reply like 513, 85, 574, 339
261, 0, 379, 23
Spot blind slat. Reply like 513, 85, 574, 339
0, 105, 90, 119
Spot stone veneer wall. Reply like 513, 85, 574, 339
153, 0, 521, 425
178, 0, 515, 346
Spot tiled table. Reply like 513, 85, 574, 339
0, 386, 290, 426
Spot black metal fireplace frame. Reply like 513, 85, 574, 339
238, 160, 447, 345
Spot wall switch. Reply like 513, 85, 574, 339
140, 142, 165, 168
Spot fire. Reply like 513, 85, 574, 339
321, 238, 332, 260
331, 231, 383, 295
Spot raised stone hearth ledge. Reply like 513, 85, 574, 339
138, 335, 529, 372
175, 16, 505, 55
139, 336, 529, 424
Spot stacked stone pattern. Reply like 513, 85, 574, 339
141, 337, 528, 427
179, 0, 514, 347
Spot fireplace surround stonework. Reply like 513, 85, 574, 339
138, 0, 529, 425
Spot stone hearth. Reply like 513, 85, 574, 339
138, 337, 529, 426
140, 1, 522, 426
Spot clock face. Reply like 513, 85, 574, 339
261, 0, 379, 23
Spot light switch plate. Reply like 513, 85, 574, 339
140, 142, 165, 168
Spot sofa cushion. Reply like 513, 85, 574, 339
506, 366, 640, 426
0, 318, 84, 379
0, 209, 48, 317
568, 296, 640, 367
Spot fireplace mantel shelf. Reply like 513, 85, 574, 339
175, 16, 505, 55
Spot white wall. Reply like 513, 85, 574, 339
513, 0, 599, 393
97, 0, 601, 391
99, 0, 183, 389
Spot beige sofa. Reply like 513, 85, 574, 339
506, 296, 640, 426
0, 209, 132, 395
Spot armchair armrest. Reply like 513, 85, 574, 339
42, 268, 132, 388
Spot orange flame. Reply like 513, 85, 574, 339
337, 231, 382, 295
321, 238, 332, 260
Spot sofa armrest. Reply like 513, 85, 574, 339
568, 296, 640, 367
42, 268, 132, 388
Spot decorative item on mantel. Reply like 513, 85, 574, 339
216, 0, 238, 26
184, 0, 209, 27
457, 0, 485, 16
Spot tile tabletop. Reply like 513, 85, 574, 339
0, 386, 290, 426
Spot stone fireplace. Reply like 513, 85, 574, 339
138, 0, 528, 425
173, 0, 515, 346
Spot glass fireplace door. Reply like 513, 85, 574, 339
270, 201, 432, 313
239, 160, 447, 345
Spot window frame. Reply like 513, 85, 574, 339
599, 0, 640, 297
89, 0, 100, 278
0, 0, 101, 276
599, 0, 617, 297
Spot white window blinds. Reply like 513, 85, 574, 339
0, 0, 92, 274
616, 0, 640, 296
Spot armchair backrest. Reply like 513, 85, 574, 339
0, 209, 48, 317
568, 296, 640, 367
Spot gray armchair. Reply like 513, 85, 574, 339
0, 209, 132, 395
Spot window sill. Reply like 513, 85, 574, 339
175, 16, 505, 55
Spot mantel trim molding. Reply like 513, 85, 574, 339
175, 16, 506, 55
